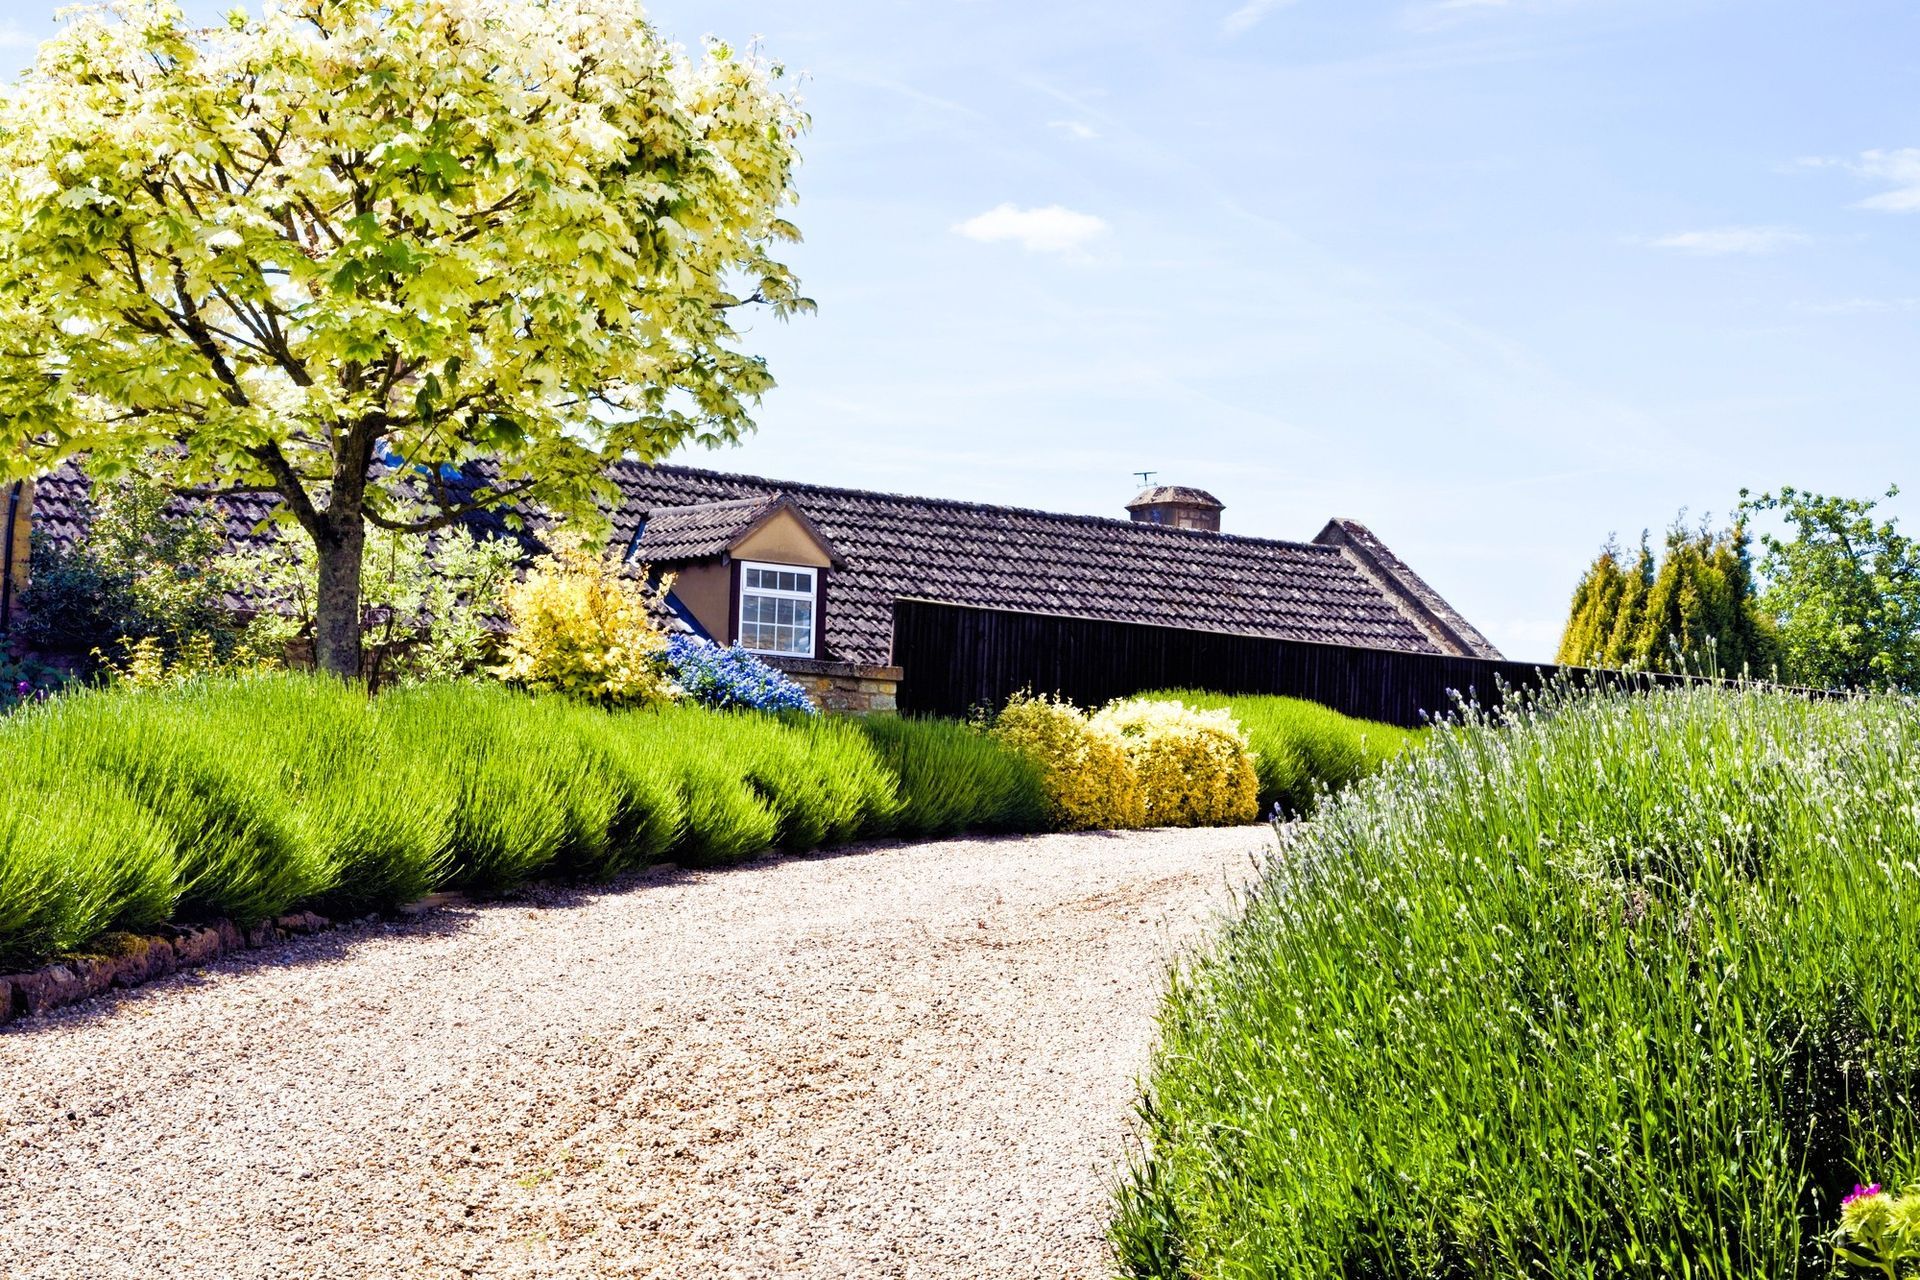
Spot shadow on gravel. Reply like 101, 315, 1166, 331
0, 828, 1074, 1035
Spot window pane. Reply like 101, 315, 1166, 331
746, 567, 764, 590
794, 601, 813, 628
794, 627, 812, 654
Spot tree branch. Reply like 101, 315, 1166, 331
363, 478, 542, 534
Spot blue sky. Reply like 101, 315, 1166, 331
3, 0, 1917, 659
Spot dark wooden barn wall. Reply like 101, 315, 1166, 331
890, 598, 1687, 726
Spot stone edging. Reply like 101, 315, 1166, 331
0, 892, 469, 1026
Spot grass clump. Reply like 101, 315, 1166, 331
631, 706, 781, 865
1150, 688, 1421, 814
0, 750, 177, 969
857, 716, 1049, 838
550, 703, 689, 876
186, 674, 453, 915
1112, 685, 1920, 1279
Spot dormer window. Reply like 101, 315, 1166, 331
739, 561, 817, 657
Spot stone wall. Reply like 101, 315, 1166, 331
763, 655, 902, 715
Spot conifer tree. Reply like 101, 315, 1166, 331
1556, 523, 1776, 675
1602, 537, 1655, 666
1555, 540, 1628, 666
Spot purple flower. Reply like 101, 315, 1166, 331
1844, 1183, 1884, 1205
12, 680, 27, 696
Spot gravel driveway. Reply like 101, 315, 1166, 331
0, 826, 1268, 1279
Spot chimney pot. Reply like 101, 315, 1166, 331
1126, 484, 1223, 533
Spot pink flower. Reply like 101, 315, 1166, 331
1844, 1183, 1884, 1205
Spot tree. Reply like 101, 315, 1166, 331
0, 0, 807, 676
1555, 522, 1777, 676
1739, 486, 1920, 689
1558, 533, 1653, 667
221, 507, 524, 689
1556, 536, 1630, 667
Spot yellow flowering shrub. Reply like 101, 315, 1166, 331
495, 537, 679, 707
1090, 698, 1260, 827
989, 692, 1145, 831
97, 633, 265, 688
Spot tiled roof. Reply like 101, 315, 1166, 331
30, 458, 1497, 666
630, 493, 844, 567
605, 462, 1500, 666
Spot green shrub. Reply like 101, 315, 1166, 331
1113, 685, 1920, 1279
748, 712, 901, 847
857, 716, 1049, 838
638, 706, 894, 857
380, 682, 612, 891
612, 704, 777, 865
0, 750, 177, 969
186, 674, 453, 914
4, 683, 328, 923
1150, 688, 1421, 814
551, 703, 689, 876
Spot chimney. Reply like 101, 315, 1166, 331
1125, 484, 1223, 533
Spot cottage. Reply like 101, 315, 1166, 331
7, 461, 1498, 714
600, 463, 1500, 712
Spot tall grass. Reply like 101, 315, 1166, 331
188, 675, 453, 915
859, 715, 1050, 838
1112, 685, 1920, 1279
551, 703, 689, 876
0, 755, 177, 969
1149, 688, 1422, 814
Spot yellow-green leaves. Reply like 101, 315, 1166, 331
0, 0, 807, 517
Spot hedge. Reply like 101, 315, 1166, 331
0, 676, 1043, 968
0, 676, 1404, 973
1147, 688, 1422, 815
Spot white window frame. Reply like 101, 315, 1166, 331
737, 560, 819, 658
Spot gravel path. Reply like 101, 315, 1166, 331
0, 826, 1268, 1279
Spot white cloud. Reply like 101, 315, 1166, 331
953, 204, 1109, 255
0, 23, 37, 50
1048, 120, 1099, 141
1797, 148, 1920, 212
1643, 226, 1809, 256
1222, 0, 1300, 37
1851, 148, 1920, 213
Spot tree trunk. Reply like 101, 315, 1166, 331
310, 433, 373, 679
313, 513, 366, 678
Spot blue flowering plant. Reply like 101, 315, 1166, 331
662, 636, 816, 714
